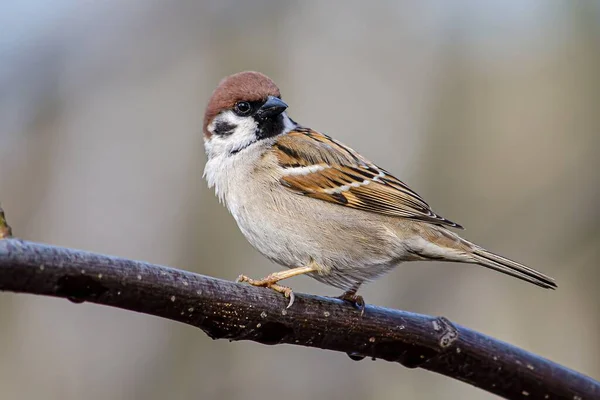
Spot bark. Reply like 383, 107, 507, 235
0, 238, 597, 399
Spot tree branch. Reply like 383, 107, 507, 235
0, 237, 597, 399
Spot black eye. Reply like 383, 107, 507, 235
234, 101, 252, 116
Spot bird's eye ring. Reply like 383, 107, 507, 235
234, 101, 252, 115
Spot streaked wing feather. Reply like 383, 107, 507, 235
273, 129, 463, 229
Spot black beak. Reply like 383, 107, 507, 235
256, 96, 288, 119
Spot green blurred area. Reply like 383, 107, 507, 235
0, 1, 598, 399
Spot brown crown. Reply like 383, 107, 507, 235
203, 71, 281, 137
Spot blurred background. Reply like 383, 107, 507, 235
1, 1, 599, 399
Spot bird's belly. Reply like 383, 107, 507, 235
228, 187, 408, 289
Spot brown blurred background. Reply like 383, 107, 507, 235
1, 1, 599, 399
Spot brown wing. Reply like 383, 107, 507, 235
273, 128, 463, 229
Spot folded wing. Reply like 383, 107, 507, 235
273, 128, 463, 229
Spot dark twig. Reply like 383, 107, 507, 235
0, 239, 597, 399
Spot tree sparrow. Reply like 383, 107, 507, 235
203, 71, 556, 310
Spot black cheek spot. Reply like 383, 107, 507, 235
213, 121, 236, 136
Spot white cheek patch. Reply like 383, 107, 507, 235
206, 110, 259, 157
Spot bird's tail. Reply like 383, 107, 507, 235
469, 247, 557, 289
407, 225, 557, 289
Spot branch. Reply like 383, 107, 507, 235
0, 239, 598, 399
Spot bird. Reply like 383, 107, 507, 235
202, 71, 556, 311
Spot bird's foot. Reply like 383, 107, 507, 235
337, 291, 366, 315
236, 274, 295, 308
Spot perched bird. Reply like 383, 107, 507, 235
203, 71, 556, 311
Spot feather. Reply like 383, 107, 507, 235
471, 247, 557, 289
273, 128, 463, 229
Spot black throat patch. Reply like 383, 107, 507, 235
255, 114, 285, 140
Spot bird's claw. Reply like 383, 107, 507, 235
337, 292, 366, 315
235, 274, 295, 309
282, 287, 295, 309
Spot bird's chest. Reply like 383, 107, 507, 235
205, 152, 287, 250
226, 178, 291, 257
204, 149, 262, 207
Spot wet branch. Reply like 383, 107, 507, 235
0, 238, 598, 399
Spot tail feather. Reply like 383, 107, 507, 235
471, 248, 557, 289
408, 225, 557, 289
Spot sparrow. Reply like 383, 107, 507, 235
202, 71, 556, 311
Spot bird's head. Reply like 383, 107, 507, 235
203, 71, 291, 158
